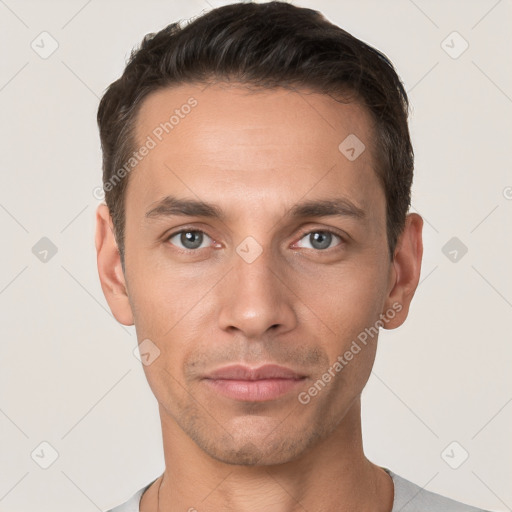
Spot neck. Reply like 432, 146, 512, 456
142, 397, 393, 512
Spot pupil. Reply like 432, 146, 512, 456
311, 232, 331, 250
182, 231, 202, 249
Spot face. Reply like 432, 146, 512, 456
96, 83, 422, 466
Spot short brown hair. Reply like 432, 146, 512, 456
97, 1, 413, 270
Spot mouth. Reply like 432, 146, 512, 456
202, 364, 307, 402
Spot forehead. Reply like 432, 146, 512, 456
135, 83, 374, 156
127, 83, 382, 222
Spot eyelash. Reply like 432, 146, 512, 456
164, 227, 345, 253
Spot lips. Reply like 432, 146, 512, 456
202, 364, 306, 402
205, 364, 305, 381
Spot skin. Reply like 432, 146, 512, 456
95, 83, 423, 511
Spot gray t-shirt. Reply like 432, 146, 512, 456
105, 468, 491, 511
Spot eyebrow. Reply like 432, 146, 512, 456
144, 195, 365, 222
145, 195, 225, 220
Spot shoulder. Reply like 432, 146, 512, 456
103, 479, 156, 512
385, 468, 493, 512
103, 471, 494, 512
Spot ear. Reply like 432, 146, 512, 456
95, 203, 134, 326
382, 213, 423, 329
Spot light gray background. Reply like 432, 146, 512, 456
0, 0, 511, 511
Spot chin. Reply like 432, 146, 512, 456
204, 441, 299, 466
190, 424, 324, 467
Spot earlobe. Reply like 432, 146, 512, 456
95, 203, 134, 326
383, 213, 423, 330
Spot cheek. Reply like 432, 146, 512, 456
299, 262, 389, 394
303, 260, 388, 334
128, 263, 219, 382
302, 281, 384, 410
127, 256, 209, 336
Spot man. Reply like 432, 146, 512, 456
95, 2, 492, 511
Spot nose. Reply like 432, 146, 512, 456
217, 246, 297, 340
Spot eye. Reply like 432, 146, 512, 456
167, 230, 213, 250
295, 230, 343, 251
